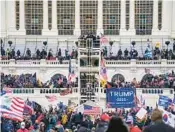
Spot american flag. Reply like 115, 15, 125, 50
68, 59, 75, 83
100, 59, 108, 81
1, 97, 24, 121
100, 34, 108, 44
45, 95, 57, 102
83, 105, 100, 115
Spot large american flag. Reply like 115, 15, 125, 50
45, 95, 57, 102
83, 105, 100, 115
1, 97, 24, 121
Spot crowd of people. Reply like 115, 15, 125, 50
103, 43, 175, 60
1, 38, 175, 61
1, 100, 175, 132
1, 47, 78, 61
140, 71, 175, 89
2, 71, 175, 90
103, 71, 175, 90
1, 73, 78, 89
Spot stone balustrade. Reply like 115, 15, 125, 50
11, 87, 78, 94
9, 87, 174, 95
1, 59, 175, 67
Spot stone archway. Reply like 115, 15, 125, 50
141, 74, 154, 83
51, 74, 66, 81
111, 74, 125, 82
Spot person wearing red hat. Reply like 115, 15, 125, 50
95, 113, 109, 132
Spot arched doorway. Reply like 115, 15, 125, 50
111, 74, 125, 82
141, 74, 154, 83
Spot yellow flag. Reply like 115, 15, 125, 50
100, 79, 107, 88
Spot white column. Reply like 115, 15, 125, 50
42, 0, 50, 35
74, 0, 81, 36
128, 0, 135, 35
171, 0, 175, 38
7, 0, 16, 35
97, 0, 104, 35
50, 0, 58, 35
18, 0, 25, 35
0, 1, 6, 37
161, 0, 171, 35
120, 0, 127, 35
152, 0, 159, 35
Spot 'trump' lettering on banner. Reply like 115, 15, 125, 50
106, 88, 135, 108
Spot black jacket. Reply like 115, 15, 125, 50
143, 122, 175, 132
95, 121, 108, 132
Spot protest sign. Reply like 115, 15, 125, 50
106, 88, 135, 108
158, 95, 172, 107
136, 108, 147, 120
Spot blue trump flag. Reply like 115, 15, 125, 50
106, 88, 135, 108
173, 96, 175, 104
158, 95, 172, 107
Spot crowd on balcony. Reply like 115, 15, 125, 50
2, 38, 175, 61
1, 73, 78, 89
104, 71, 175, 90
1, 46, 78, 61
140, 71, 175, 89
103, 41, 175, 60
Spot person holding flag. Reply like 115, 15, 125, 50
68, 59, 75, 84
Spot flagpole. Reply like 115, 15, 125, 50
98, 48, 101, 103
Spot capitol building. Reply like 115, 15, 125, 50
1, 0, 175, 109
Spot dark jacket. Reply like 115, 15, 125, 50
78, 126, 88, 132
95, 121, 108, 132
143, 122, 175, 132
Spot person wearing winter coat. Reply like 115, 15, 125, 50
143, 108, 175, 132
77, 121, 88, 132
106, 117, 128, 132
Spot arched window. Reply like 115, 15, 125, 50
141, 74, 154, 83
111, 74, 125, 83
80, 0, 98, 35
158, 0, 162, 30
103, 0, 121, 35
25, 0, 43, 35
15, 1, 20, 30
125, 0, 130, 30
51, 74, 66, 82
135, 0, 153, 35
48, 0, 52, 30
57, 0, 75, 35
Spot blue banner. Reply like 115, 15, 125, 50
106, 88, 135, 108
158, 95, 172, 107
